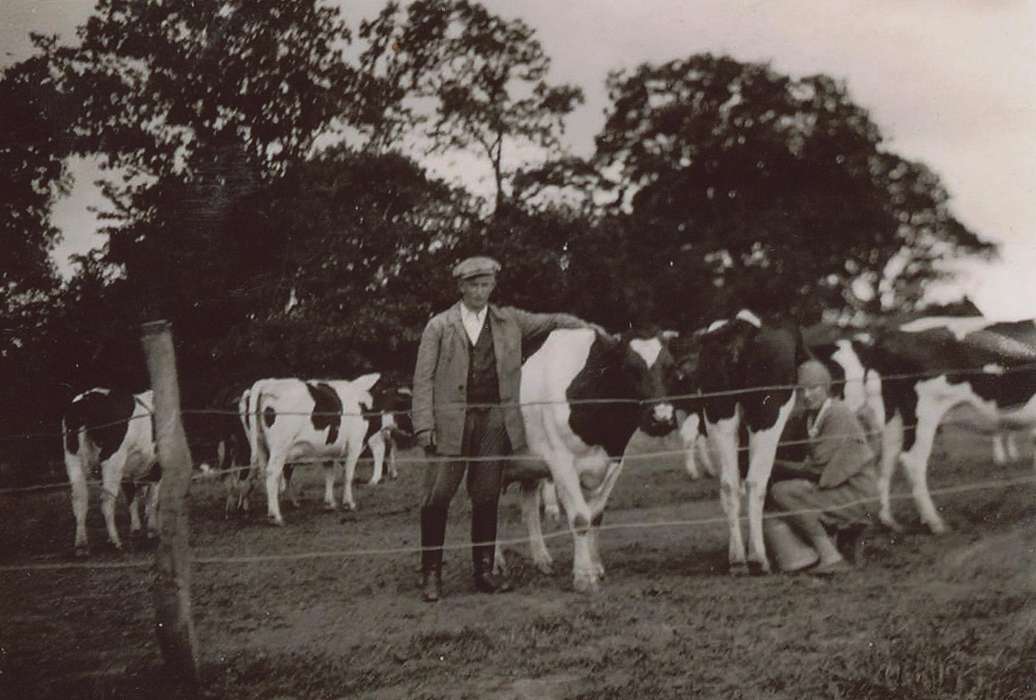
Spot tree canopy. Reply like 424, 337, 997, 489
0, 2, 998, 483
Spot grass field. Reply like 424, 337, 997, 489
1, 416, 1034, 699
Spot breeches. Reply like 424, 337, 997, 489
422, 407, 511, 509
768, 474, 874, 539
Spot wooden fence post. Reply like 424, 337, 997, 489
141, 320, 200, 687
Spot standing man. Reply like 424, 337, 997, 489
413, 256, 593, 602
766, 360, 878, 576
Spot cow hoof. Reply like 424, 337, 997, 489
927, 520, 950, 536
74, 546, 90, 559
534, 560, 555, 576
729, 562, 751, 577
573, 575, 601, 594
323, 503, 337, 512
879, 515, 904, 533
748, 559, 771, 576
369, 478, 382, 486
267, 516, 284, 527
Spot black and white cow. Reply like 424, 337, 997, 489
248, 374, 380, 525
364, 385, 415, 485
62, 388, 159, 556
693, 310, 809, 575
494, 327, 678, 592
817, 316, 1036, 534
193, 386, 256, 517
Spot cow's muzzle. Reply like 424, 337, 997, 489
641, 402, 677, 436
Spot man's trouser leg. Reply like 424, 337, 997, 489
465, 407, 512, 593
420, 453, 466, 601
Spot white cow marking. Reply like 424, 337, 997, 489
629, 337, 662, 368
899, 316, 991, 340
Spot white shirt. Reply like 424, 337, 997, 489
460, 304, 487, 345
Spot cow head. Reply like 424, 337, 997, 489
611, 329, 679, 437
373, 384, 416, 447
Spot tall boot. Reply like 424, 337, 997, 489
471, 502, 512, 593
420, 506, 447, 602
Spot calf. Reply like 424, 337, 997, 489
365, 385, 415, 485
248, 374, 380, 525
193, 386, 256, 517
496, 327, 678, 592
62, 388, 159, 556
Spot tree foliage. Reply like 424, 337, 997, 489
355, 0, 584, 210
0, 39, 70, 350
0, 6, 1005, 484
592, 54, 993, 319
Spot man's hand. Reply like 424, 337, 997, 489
417, 429, 436, 453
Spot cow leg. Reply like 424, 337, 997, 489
879, 414, 905, 531
680, 413, 704, 480
707, 416, 748, 574
1006, 431, 1021, 462
223, 475, 236, 518
744, 397, 794, 575
264, 452, 288, 526
520, 479, 554, 575
67, 460, 90, 556
543, 451, 599, 592
340, 442, 364, 511
123, 481, 142, 537
368, 431, 387, 485
386, 438, 399, 480
540, 478, 560, 522
588, 512, 605, 580
899, 382, 963, 534
100, 459, 124, 550
992, 432, 1008, 465
322, 460, 338, 510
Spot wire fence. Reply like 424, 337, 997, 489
1, 472, 1032, 574
1, 411, 1022, 497
5, 357, 1036, 445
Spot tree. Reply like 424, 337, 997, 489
592, 54, 994, 322
0, 40, 70, 355
59, 0, 354, 180
355, 0, 584, 211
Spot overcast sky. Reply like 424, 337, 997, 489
5, 0, 1035, 319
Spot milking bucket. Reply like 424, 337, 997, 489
763, 516, 819, 572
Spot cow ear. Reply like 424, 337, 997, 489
352, 373, 381, 393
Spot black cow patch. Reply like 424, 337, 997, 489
306, 382, 342, 445
63, 390, 136, 462
858, 322, 1036, 449
697, 317, 804, 432
566, 335, 646, 458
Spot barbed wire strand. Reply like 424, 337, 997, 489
4, 358, 1036, 443
0, 473, 1032, 574
0, 415, 1015, 496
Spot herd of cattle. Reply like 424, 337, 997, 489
61, 311, 1036, 591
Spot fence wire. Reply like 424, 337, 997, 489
0, 472, 1032, 573
2, 358, 1035, 444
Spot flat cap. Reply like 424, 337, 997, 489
453, 256, 501, 280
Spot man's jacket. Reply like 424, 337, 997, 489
412, 302, 586, 456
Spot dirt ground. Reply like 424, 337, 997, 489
1, 420, 1034, 699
